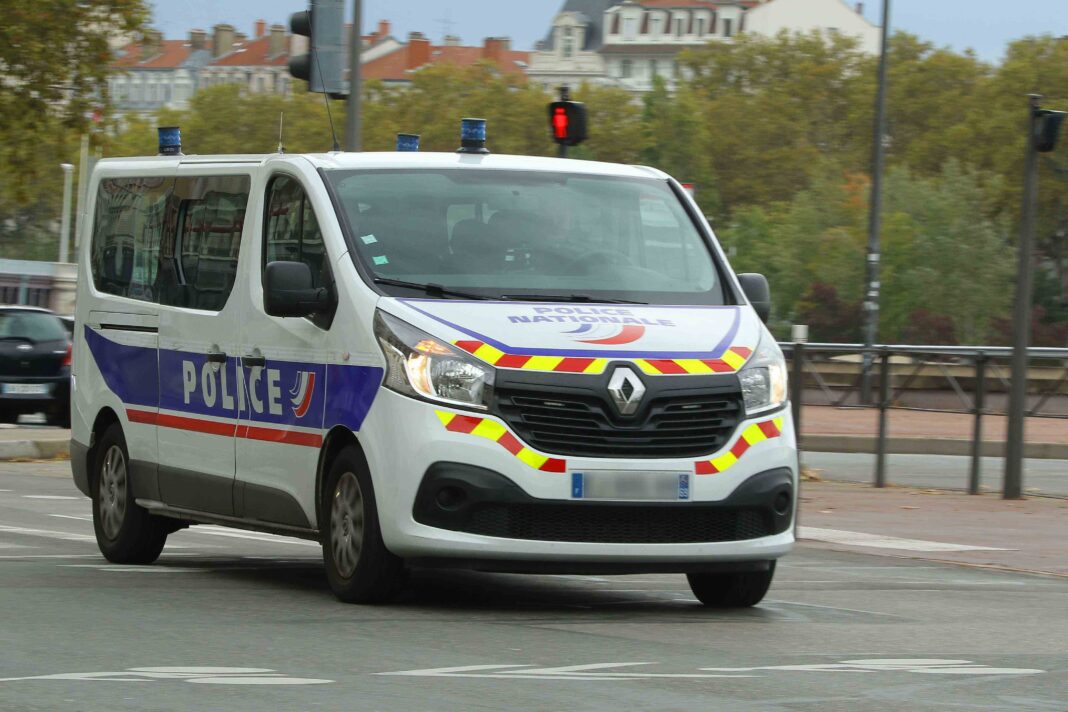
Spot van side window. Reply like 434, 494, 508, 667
159, 175, 250, 311
264, 175, 326, 289
90, 178, 171, 302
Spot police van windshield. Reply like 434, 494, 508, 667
325, 169, 726, 305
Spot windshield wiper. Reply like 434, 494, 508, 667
502, 294, 648, 305
373, 278, 492, 301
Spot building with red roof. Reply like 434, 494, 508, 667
362, 32, 529, 86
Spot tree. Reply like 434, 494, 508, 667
0, 1, 147, 259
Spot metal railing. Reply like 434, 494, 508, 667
782, 343, 1068, 497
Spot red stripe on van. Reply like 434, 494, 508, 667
156, 413, 237, 437
239, 425, 323, 448
126, 409, 158, 425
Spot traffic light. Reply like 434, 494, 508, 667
548, 101, 588, 147
289, 0, 346, 95
1035, 109, 1067, 153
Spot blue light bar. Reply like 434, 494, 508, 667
396, 133, 420, 152
458, 118, 489, 154
158, 126, 182, 156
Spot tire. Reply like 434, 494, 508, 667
91, 423, 167, 564
687, 562, 777, 608
321, 446, 404, 603
0, 408, 19, 424
47, 402, 71, 428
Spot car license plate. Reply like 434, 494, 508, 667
1, 383, 50, 396
571, 470, 690, 501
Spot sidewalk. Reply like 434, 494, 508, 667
0, 426, 69, 460
800, 480, 1068, 577
801, 406, 1068, 459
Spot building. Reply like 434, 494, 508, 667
744, 0, 881, 55
526, 0, 613, 91
109, 29, 214, 112
198, 22, 294, 97
529, 0, 878, 94
600, 0, 756, 92
362, 33, 530, 86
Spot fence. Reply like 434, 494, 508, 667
782, 343, 1068, 497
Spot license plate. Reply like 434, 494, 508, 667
571, 470, 691, 501
1, 383, 50, 396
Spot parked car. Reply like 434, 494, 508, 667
0, 306, 72, 427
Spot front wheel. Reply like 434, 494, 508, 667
92, 423, 168, 564
321, 447, 404, 604
687, 562, 776, 608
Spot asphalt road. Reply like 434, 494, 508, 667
804, 452, 1068, 497
1, 462, 1066, 711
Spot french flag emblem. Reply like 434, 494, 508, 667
289, 371, 316, 418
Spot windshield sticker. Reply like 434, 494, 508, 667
373, 255, 389, 266
396, 299, 750, 360
360, 234, 378, 244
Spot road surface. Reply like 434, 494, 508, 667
1, 462, 1065, 711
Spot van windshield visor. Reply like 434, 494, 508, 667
325, 169, 726, 305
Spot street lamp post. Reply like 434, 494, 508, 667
59, 163, 74, 263
862, 0, 891, 405
345, 0, 362, 151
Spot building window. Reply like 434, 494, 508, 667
623, 17, 637, 40
649, 60, 657, 78
562, 26, 574, 59
675, 17, 685, 37
696, 18, 705, 36
650, 17, 660, 36
723, 18, 734, 37
621, 59, 632, 78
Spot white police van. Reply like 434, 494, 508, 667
71, 126, 796, 606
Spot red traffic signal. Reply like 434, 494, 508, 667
548, 101, 588, 147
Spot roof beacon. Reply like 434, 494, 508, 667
457, 118, 490, 155
158, 126, 182, 156
396, 133, 421, 152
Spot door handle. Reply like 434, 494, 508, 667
242, 354, 266, 369
206, 351, 227, 364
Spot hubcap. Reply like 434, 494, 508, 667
330, 472, 365, 579
98, 445, 127, 540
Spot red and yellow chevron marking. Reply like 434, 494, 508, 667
695, 417, 784, 475
435, 410, 567, 473
453, 341, 753, 376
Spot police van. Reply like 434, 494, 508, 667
70, 126, 797, 606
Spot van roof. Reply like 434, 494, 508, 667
94, 152, 670, 181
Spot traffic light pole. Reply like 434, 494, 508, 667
345, 0, 362, 151
1003, 94, 1043, 500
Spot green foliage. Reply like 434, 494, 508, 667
4, 28, 1067, 343
0, 1, 148, 260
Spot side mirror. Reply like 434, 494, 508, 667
264, 261, 330, 318
737, 273, 771, 324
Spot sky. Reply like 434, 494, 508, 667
148, 0, 1067, 62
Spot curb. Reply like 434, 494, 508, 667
0, 439, 70, 461
802, 434, 1068, 460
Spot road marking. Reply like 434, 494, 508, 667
0, 524, 96, 542
49, 514, 91, 521
377, 663, 755, 680
22, 495, 80, 500
0, 667, 332, 685
700, 658, 1044, 676
0, 543, 32, 549
800, 526, 1012, 552
58, 564, 210, 573
182, 526, 319, 548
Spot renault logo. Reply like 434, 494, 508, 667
607, 367, 646, 416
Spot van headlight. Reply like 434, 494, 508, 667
738, 331, 787, 416
374, 311, 494, 409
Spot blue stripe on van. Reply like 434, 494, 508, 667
84, 326, 383, 435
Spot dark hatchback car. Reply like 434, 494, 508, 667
0, 307, 72, 427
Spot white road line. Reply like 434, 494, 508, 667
0, 543, 32, 549
799, 526, 1012, 552
0, 524, 96, 542
49, 514, 91, 522
22, 495, 80, 500
181, 526, 320, 548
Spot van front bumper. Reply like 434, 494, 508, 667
358, 389, 798, 566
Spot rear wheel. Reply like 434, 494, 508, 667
321, 447, 404, 603
687, 562, 776, 608
92, 423, 167, 564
